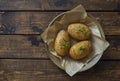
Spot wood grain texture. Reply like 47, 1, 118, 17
0, 0, 119, 81
0, 12, 58, 34
0, 12, 120, 35
0, 59, 119, 81
0, 0, 119, 10
0, 35, 48, 59
0, 35, 119, 60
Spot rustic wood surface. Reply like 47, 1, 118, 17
0, 60, 119, 81
0, 0, 119, 11
0, 0, 119, 81
0, 12, 119, 35
0, 35, 119, 60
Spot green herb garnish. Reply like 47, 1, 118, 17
80, 46, 86, 50
61, 43, 68, 49
76, 26, 87, 36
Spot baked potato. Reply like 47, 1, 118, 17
54, 30, 70, 56
68, 23, 91, 40
70, 41, 92, 60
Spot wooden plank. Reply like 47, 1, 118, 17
0, 35, 119, 60
0, 0, 119, 10
0, 59, 119, 81
103, 35, 120, 60
0, 12, 59, 34
0, 35, 48, 59
0, 12, 120, 35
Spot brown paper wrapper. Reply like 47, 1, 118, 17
41, 5, 109, 76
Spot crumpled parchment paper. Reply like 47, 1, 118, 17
41, 5, 110, 76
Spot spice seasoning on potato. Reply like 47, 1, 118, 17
68, 23, 91, 40
54, 30, 70, 56
70, 41, 92, 60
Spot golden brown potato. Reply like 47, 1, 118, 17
68, 23, 91, 40
70, 41, 92, 60
54, 30, 70, 56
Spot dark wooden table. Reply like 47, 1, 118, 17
0, 0, 119, 81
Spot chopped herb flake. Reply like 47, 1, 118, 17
61, 45, 65, 49
80, 46, 86, 50
76, 26, 87, 36
61, 43, 68, 49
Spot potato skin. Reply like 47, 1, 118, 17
70, 41, 92, 60
54, 30, 70, 56
68, 23, 91, 40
